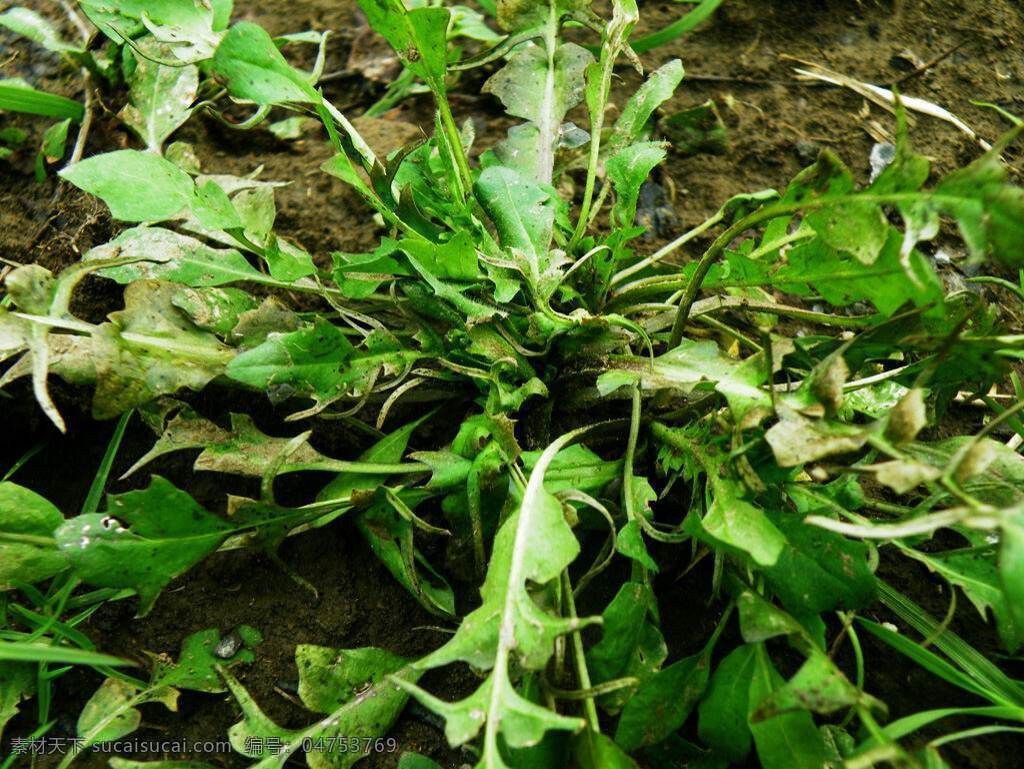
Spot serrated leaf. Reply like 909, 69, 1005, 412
765, 409, 871, 468
212, 22, 317, 104
121, 39, 199, 151
606, 141, 667, 228
233, 186, 276, 241
613, 645, 712, 752
523, 443, 620, 494
268, 116, 317, 140
54, 477, 232, 615
1, 663, 35, 741
700, 480, 786, 567
296, 646, 410, 713
77, 678, 148, 744
573, 729, 641, 769
91, 281, 231, 417
737, 591, 807, 645
396, 231, 481, 282
127, 409, 337, 480
774, 231, 943, 317
587, 581, 649, 684
496, 0, 589, 31
224, 644, 419, 769
79, 0, 231, 57
800, 150, 889, 265
762, 510, 876, 615
866, 459, 940, 494
614, 519, 658, 572
751, 649, 882, 721
922, 130, 1024, 266
314, 416, 454, 615
603, 339, 759, 401
906, 547, 1023, 653
264, 236, 317, 281
158, 626, 261, 692
61, 150, 196, 222
475, 165, 555, 273
483, 41, 592, 182
905, 437, 1024, 508
226, 319, 354, 410
396, 430, 598, 764
85, 227, 264, 287
354, 1, 450, 95
171, 286, 260, 336
611, 59, 684, 148
38, 117, 70, 168
71, 626, 255, 760
320, 416, 426, 504
357, 493, 457, 618
399, 669, 582, 767
417, 487, 581, 668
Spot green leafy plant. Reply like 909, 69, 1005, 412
3, 0, 1024, 767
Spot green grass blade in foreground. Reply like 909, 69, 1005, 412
0, 640, 132, 667
629, 0, 724, 53
861, 705, 1024, 748
874, 581, 1024, 707
0, 83, 83, 121
82, 409, 132, 515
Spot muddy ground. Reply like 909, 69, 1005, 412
2, 0, 1024, 767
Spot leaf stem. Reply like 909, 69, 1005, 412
610, 210, 723, 287
562, 571, 600, 732
284, 460, 429, 476
535, 2, 561, 185
666, 192, 933, 348
635, 295, 879, 331
622, 384, 646, 583
484, 425, 596, 759
571, 32, 617, 245
437, 98, 473, 198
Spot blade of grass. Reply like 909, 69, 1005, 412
81, 409, 133, 515
630, 0, 724, 54
0, 84, 83, 121
0, 641, 133, 667
876, 581, 1024, 707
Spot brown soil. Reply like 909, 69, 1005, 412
2, 0, 1024, 767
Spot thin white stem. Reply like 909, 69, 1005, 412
610, 212, 722, 287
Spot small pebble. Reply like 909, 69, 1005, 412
214, 629, 244, 660
869, 143, 896, 182
794, 140, 820, 165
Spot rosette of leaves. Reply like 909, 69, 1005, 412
393, 429, 602, 768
